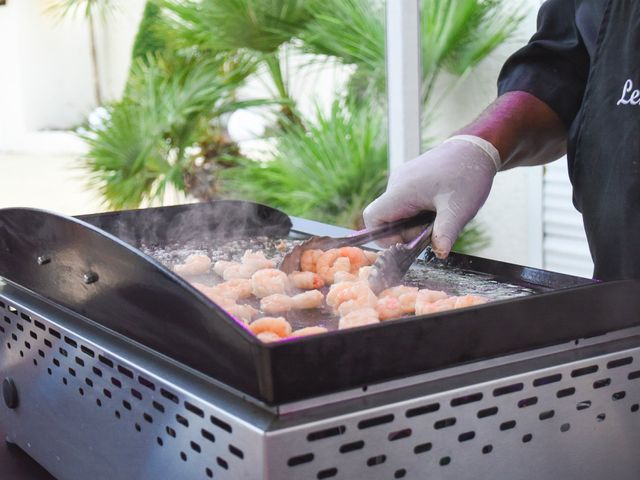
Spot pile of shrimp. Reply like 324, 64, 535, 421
172, 246, 488, 343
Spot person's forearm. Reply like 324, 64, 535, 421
455, 91, 567, 170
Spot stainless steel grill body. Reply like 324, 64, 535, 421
3, 284, 640, 480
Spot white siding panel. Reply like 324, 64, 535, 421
542, 160, 594, 278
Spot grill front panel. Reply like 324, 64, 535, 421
2, 289, 640, 479
0, 293, 265, 480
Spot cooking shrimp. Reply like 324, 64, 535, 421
226, 303, 258, 324
338, 308, 380, 330
416, 296, 457, 316
213, 278, 253, 300
337, 247, 369, 273
288, 271, 325, 290
249, 316, 292, 338
291, 326, 328, 337
328, 281, 378, 317
380, 285, 419, 314
222, 264, 254, 280
300, 249, 323, 272
260, 294, 293, 314
174, 254, 211, 277
256, 331, 282, 343
291, 290, 324, 310
414, 289, 449, 316
333, 271, 357, 283
316, 249, 352, 284
213, 260, 238, 277
376, 295, 405, 321
454, 295, 488, 308
358, 266, 376, 282
251, 268, 290, 298
241, 250, 275, 273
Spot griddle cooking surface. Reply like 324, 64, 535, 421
143, 237, 535, 331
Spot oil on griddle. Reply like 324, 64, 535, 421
142, 237, 535, 336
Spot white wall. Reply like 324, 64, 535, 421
0, 0, 145, 151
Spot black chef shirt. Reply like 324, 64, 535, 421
497, 0, 640, 280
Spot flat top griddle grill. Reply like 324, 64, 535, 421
0, 200, 636, 406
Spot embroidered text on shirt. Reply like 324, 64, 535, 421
617, 79, 640, 106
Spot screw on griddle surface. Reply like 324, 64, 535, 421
83, 272, 99, 284
3, 378, 18, 409
37, 255, 51, 265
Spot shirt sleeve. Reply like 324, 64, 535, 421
497, 0, 591, 128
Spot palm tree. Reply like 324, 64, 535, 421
80, 0, 524, 251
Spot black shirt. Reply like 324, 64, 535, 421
497, 0, 640, 280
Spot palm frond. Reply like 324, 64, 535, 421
46, 0, 118, 21
159, 0, 312, 53
80, 55, 262, 209
221, 100, 388, 229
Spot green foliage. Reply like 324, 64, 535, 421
222, 101, 388, 229
46, 0, 118, 21
131, 2, 168, 61
81, 55, 262, 208
79, 0, 527, 252
159, 0, 312, 53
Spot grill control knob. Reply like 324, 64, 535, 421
2, 378, 18, 409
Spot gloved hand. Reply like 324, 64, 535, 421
363, 135, 500, 259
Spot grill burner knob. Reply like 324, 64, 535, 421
2, 378, 18, 409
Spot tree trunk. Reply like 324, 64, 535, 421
88, 13, 103, 105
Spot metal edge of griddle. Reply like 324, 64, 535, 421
274, 326, 640, 416
260, 279, 640, 404
271, 331, 640, 425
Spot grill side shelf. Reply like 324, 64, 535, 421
0, 202, 292, 401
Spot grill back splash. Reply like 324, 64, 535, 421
2, 201, 640, 479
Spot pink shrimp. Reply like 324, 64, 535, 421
454, 295, 488, 308
256, 332, 282, 343
300, 249, 323, 272
241, 250, 275, 273
332, 282, 378, 317
225, 303, 258, 324
291, 326, 328, 337
174, 254, 211, 277
213, 260, 238, 277
376, 295, 405, 321
416, 296, 457, 315
338, 308, 380, 330
288, 271, 325, 290
316, 249, 352, 284
337, 247, 369, 273
222, 264, 254, 280
333, 271, 357, 283
213, 279, 253, 300
251, 269, 290, 298
380, 285, 419, 315
249, 316, 292, 338
414, 289, 449, 316
291, 290, 324, 310
260, 294, 293, 314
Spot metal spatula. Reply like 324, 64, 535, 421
279, 211, 436, 275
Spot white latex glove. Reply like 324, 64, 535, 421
363, 135, 501, 258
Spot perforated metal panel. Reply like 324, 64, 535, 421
2, 286, 640, 480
